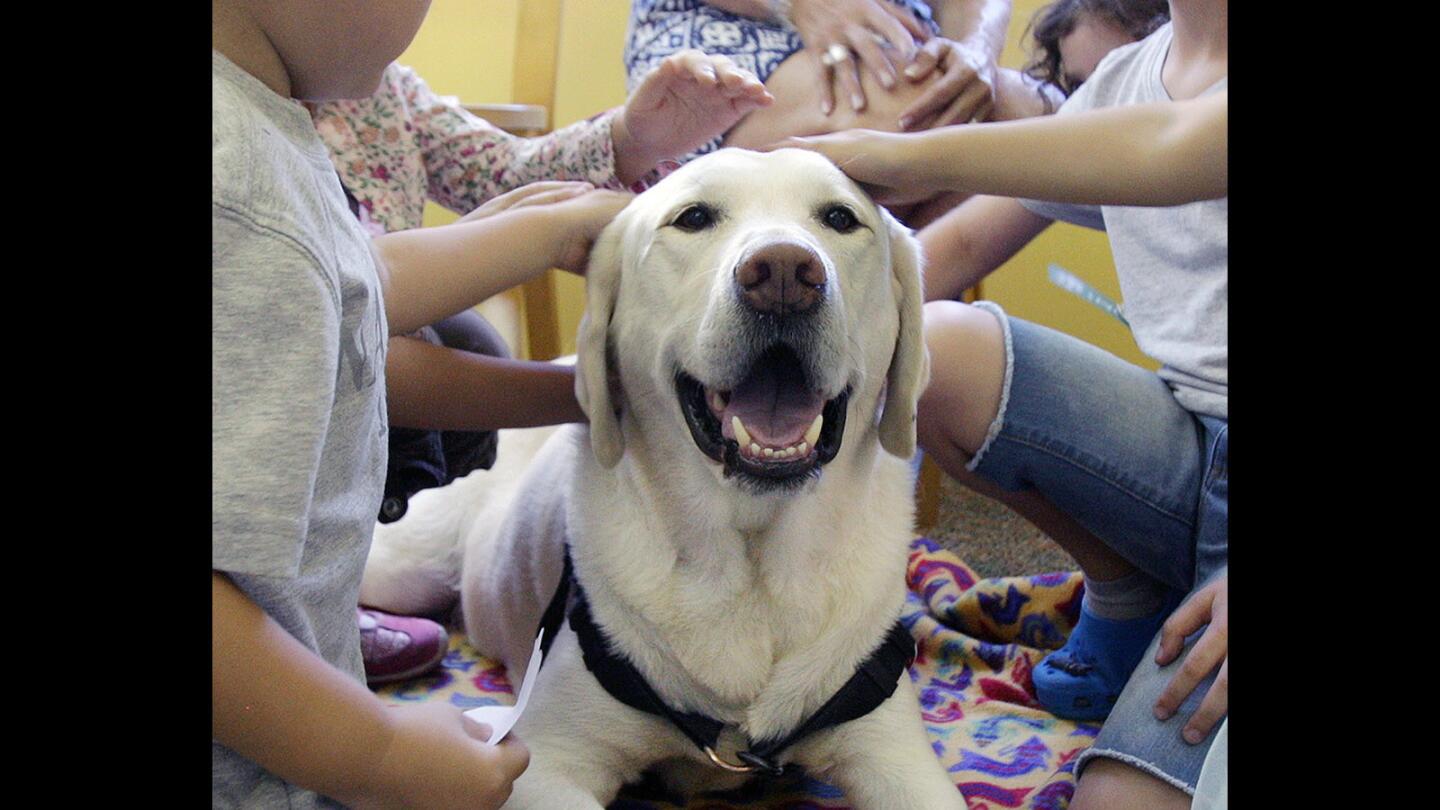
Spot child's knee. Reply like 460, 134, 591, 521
918, 301, 1007, 455
433, 309, 512, 359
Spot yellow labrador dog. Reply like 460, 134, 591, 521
361, 148, 964, 809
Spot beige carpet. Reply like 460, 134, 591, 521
925, 475, 1079, 578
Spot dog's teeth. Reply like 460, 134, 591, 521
749, 442, 762, 457
710, 391, 726, 412
797, 442, 808, 455
763, 447, 775, 458
732, 416, 752, 448
804, 415, 823, 447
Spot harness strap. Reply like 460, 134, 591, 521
542, 545, 916, 777
569, 581, 730, 753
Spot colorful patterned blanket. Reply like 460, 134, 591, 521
376, 538, 1095, 809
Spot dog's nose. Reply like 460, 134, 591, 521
735, 243, 825, 315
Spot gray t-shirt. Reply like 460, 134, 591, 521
212, 50, 388, 809
1021, 24, 1228, 419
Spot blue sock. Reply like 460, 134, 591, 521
1032, 579, 1180, 722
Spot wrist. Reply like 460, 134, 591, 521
990, 70, 1061, 121
610, 110, 657, 187
530, 204, 579, 271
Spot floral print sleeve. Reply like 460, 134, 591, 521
310, 63, 628, 234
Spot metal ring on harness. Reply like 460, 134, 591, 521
704, 746, 762, 773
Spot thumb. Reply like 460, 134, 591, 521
903, 42, 942, 80
461, 715, 496, 743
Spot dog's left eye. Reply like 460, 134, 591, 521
671, 204, 716, 232
821, 205, 860, 233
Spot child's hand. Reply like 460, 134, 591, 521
896, 37, 998, 130
769, 129, 936, 206
458, 181, 596, 224
789, 0, 927, 114
548, 189, 634, 276
355, 703, 530, 810
1153, 573, 1228, 745
613, 50, 773, 183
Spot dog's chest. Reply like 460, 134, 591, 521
642, 558, 857, 704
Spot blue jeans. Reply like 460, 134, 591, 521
967, 303, 1228, 792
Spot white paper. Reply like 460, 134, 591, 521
463, 630, 544, 747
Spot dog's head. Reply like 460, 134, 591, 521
576, 148, 928, 492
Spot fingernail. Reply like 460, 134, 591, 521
1153, 706, 1171, 721
898, 116, 912, 130
905, 64, 921, 78
852, 94, 864, 109
881, 76, 895, 89
1183, 728, 1203, 744
822, 101, 833, 115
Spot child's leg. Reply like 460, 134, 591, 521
1072, 580, 1228, 805
1070, 758, 1191, 810
918, 301, 1206, 720
917, 301, 1148, 582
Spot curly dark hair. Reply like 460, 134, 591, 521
1023, 0, 1170, 96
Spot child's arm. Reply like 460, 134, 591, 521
212, 572, 529, 808
401, 52, 768, 219
385, 340, 584, 429
778, 90, 1227, 206
919, 194, 1054, 301
373, 189, 631, 336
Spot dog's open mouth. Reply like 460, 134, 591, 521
677, 345, 848, 486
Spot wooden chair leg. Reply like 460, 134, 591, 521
915, 453, 943, 534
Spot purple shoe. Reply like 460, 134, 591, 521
358, 607, 449, 685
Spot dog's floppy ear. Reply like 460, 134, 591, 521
575, 218, 626, 468
877, 215, 930, 459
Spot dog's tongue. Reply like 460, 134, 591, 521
718, 361, 824, 448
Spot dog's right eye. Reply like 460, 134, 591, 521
671, 204, 716, 232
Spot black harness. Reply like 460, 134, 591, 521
538, 547, 916, 776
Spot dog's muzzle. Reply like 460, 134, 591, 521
676, 342, 849, 490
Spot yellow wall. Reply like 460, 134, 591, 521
550, 3, 634, 356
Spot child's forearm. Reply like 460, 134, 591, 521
386, 338, 585, 430
912, 93, 1227, 204
609, 113, 658, 188
212, 572, 392, 806
375, 208, 568, 336
919, 195, 1053, 300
